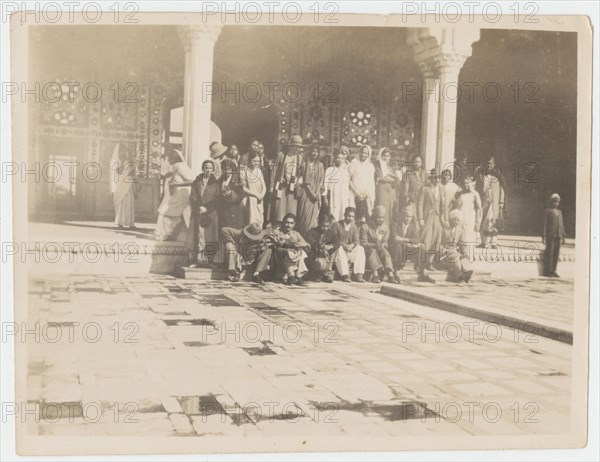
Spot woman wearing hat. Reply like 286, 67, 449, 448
188, 160, 220, 267
272, 135, 305, 222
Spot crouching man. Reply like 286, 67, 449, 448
434, 209, 474, 283
390, 203, 430, 283
269, 213, 310, 286
222, 222, 272, 283
304, 213, 340, 283
331, 207, 366, 282
359, 205, 400, 284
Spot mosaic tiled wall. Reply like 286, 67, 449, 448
31, 78, 168, 220
276, 91, 418, 157
34, 79, 166, 178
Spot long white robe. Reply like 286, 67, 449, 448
324, 165, 352, 221
155, 161, 194, 241
112, 164, 136, 227
347, 158, 375, 215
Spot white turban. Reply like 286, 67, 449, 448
448, 209, 463, 221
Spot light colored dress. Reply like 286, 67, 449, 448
155, 161, 194, 241
348, 158, 375, 219
112, 161, 137, 227
240, 166, 266, 227
324, 165, 352, 222
453, 189, 482, 245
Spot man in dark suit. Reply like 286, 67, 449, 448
542, 193, 567, 277
331, 207, 366, 282
359, 206, 400, 284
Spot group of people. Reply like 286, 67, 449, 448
107, 134, 566, 283
151, 134, 530, 285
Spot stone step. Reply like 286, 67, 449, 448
175, 266, 227, 280
394, 269, 492, 282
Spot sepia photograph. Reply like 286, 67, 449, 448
3, 3, 596, 457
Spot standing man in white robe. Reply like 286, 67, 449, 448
324, 150, 352, 222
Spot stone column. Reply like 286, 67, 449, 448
408, 26, 480, 173
435, 53, 468, 171
417, 60, 439, 171
179, 25, 222, 173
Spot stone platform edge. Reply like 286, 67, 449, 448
380, 283, 572, 345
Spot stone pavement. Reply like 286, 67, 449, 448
25, 273, 573, 440
381, 275, 574, 344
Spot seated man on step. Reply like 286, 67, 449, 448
304, 213, 341, 283
390, 202, 428, 283
359, 205, 400, 284
433, 209, 474, 283
331, 207, 366, 282
221, 222, 273, 283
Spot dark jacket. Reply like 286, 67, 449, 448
332, 220, 360, 252
189, 174, 219, 215
543, 208, 566, 239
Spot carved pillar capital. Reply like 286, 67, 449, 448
178, 25, 222, 52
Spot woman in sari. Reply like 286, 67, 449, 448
240, 152, 267, 227
295, 141, 325, 235
217, 158, 244, 229
188, 160, 220, 267
110, 143, 139, 229
373, 147, 397, 225
155, 147, 195, 241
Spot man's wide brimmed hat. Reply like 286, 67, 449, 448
210, 141, 228, 158
285, 135, 304, 147
243, 222, 266, 241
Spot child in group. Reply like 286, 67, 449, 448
542, 193, 567, 278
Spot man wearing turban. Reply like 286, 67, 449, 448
434, 208, 474, 283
